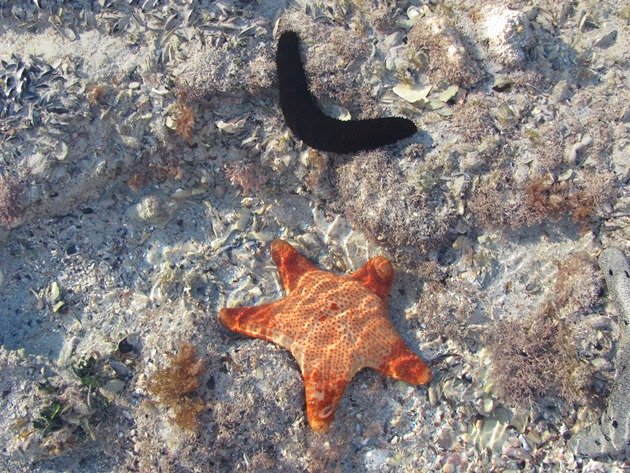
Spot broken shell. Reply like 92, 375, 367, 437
558, 169, 574, 181
151, 86, 170, 96
171, 189, 193, 200
50, 281, 61, 301
327, 104, 351, 121
438, 85, 459, 103
165, 116, 177, 130
233, 208, 252, 231
249, 231, 274, 243
392, 83, 432, 103
436, 107, 454, 117
58, 335, 80, 365
56, 141, 68, 160
427, 99, 445, 111
468, 407, 510, 452
52, 300, 65, 313
216, 117, 247, 133
428, 383, 439, 406
565, 134, 593, 164
407, 6, 422, 21
595, 30, 617, 49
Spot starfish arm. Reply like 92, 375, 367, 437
349, 256, 394, 300
373, 339, 432, 385
219, 303, 283, 345
271, 240, 319, 294
302, 369, 349, 432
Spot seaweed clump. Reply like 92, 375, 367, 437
86, 83, 107, 106
0, 174, 24, 228
487, 252, 604, 408
486, 303, 593, 408
407, 14, 483, 88
336, 151, 456, 265
224, 161, 267, 196
523, 172, 616, 225
451, 95, 498, 144
148, 343, 205, 432
25, 354, 112, 459
469, 170, 617, 230
171, 101, 195, 143
554, 252, 604, 319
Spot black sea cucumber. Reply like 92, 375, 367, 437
276, 31, 417, 154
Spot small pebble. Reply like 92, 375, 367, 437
117, 338, 135, 354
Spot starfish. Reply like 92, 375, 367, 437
219, 239, 432, 432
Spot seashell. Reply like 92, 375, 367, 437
392, 83, 432, 103
59, 25, 77, 41
249, 231, 274, 243
58, 336, 80, 365
146, 16, 164, 30
163, 12, 179, 31
48, 281, 61, 302
151, 86, 169, 96
407, 6, 423, 21
595, 30, 617, 49
438, 85, 459, 103
327, 104, 351, 121
437, 106, 454, 117
101, 379, 126, 395
56, 141, 68, 160
183, 7, 195, 24
216, 117, 247, 133
557, 169, 574, 181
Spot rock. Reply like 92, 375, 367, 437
101, 379, 126, 395
482, 6, 533, 67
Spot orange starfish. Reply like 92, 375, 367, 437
219, 240, 432, 432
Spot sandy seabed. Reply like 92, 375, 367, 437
0, 1, 629, 471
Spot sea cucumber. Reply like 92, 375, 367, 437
572, 248, 630, 459
276, 31, 417, 154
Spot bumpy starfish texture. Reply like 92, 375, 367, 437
219, 239, 432, 432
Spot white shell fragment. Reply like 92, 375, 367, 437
438, 85, 459, 103
392, 83, 432, 103
565, 134, 593, 164
57, 335, 80, 366
49, 281, 61, 301
56, 141, 69, 161
327, 104, 351, 121
210, 207, 252, 251
216, 117, 247, 133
